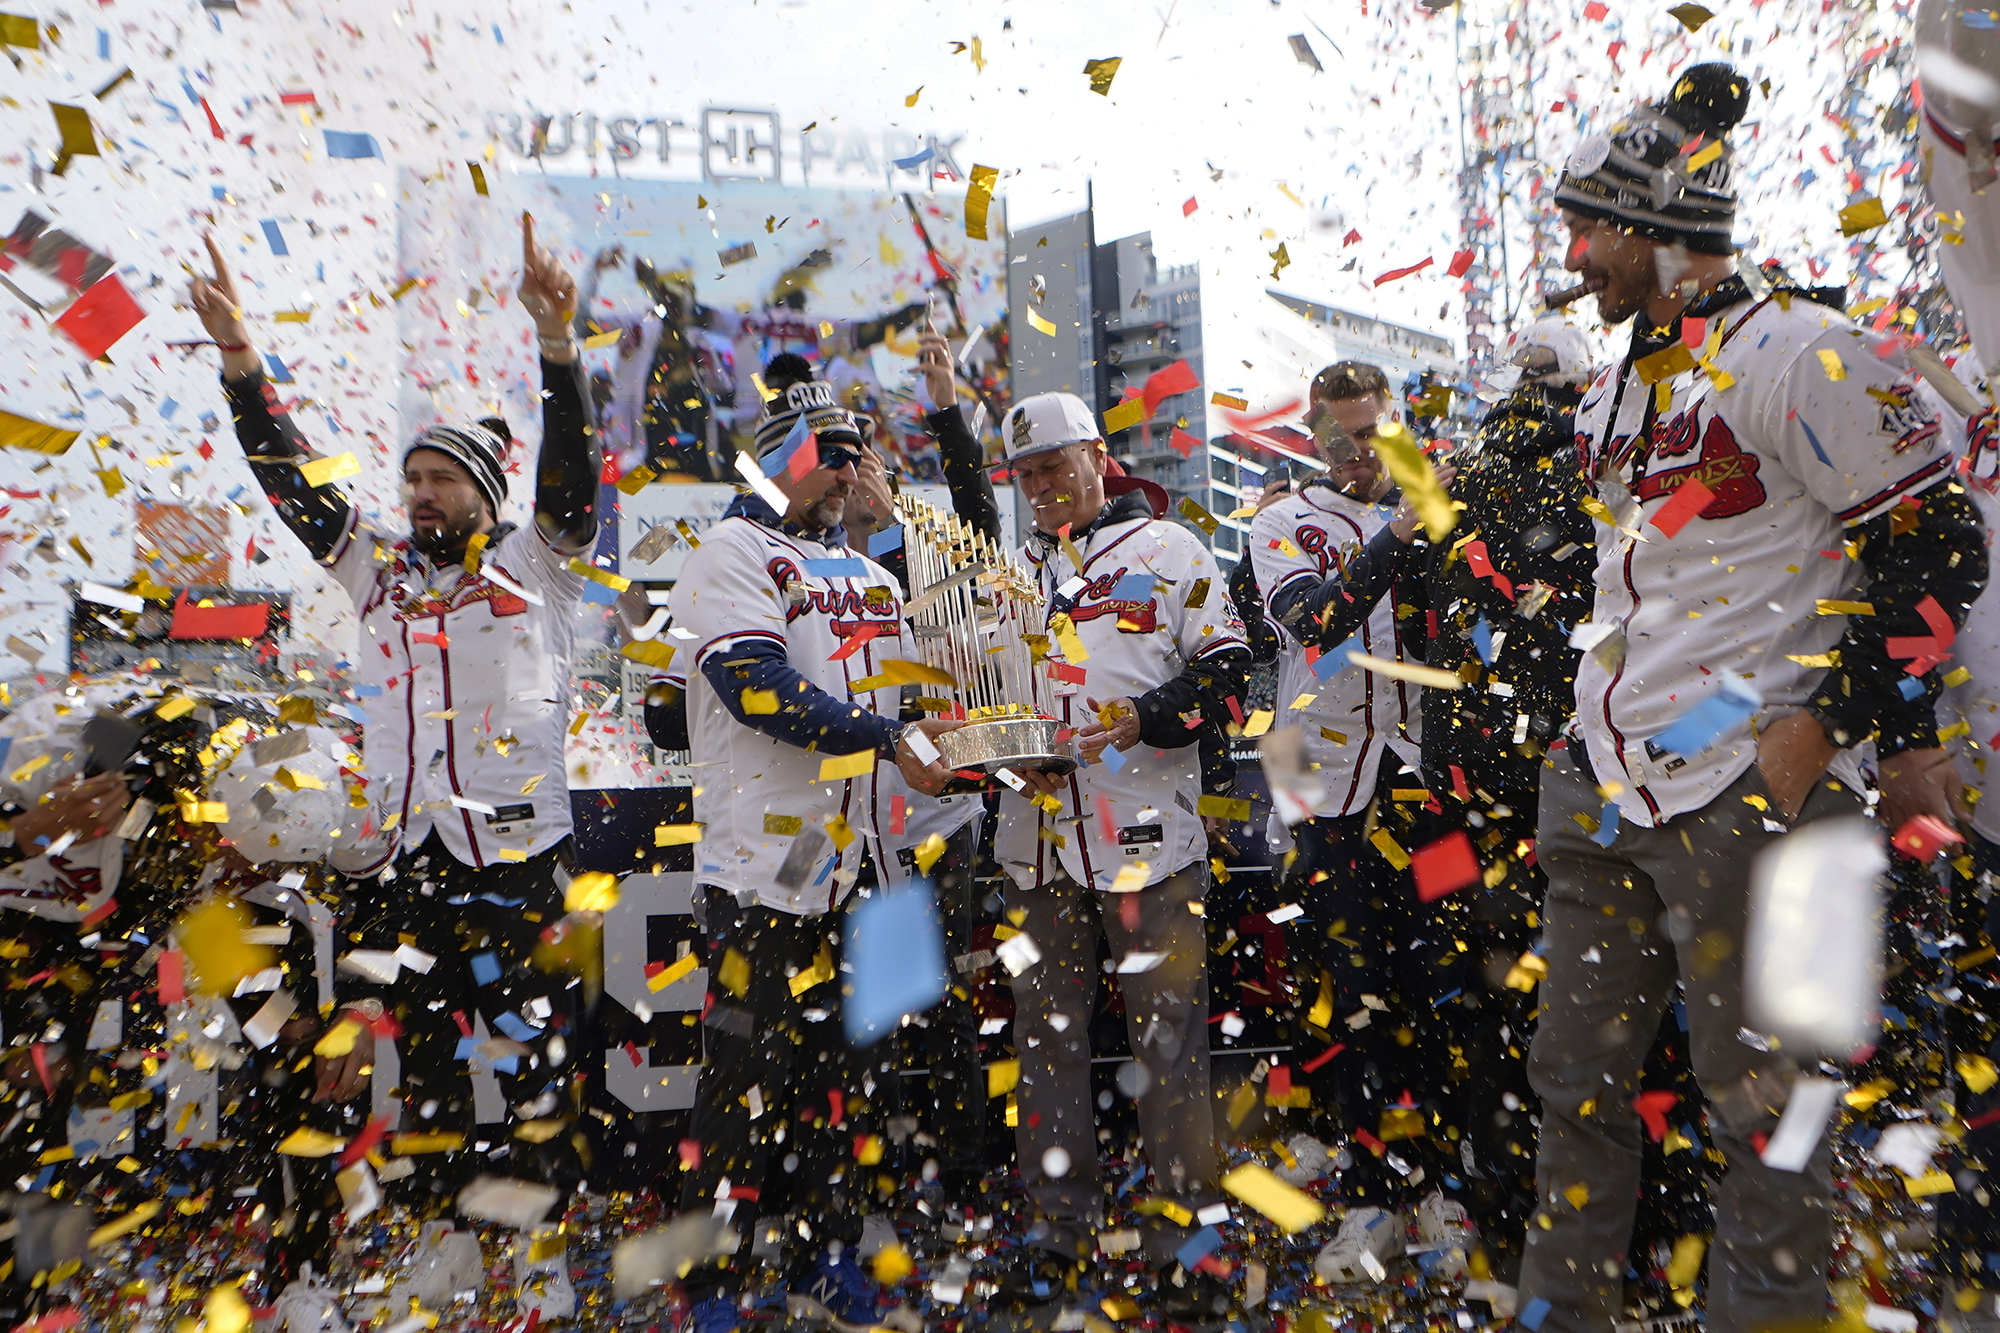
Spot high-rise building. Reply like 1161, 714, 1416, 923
1007, 210, 1464, 560
1008, 212, 1213, 543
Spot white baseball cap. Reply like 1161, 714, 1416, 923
999, 392, 1102, 465
1492, 317, 1594, 390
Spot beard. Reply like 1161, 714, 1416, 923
802, 485, 850, 533
410, 509, 484, 558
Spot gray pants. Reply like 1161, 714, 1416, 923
1007, 859, 1219, 1260
1521, 747, 1847, 1333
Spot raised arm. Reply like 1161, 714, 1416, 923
917, 321, 1002, 542
518, 214, 601, 555
190, 234, 355, 563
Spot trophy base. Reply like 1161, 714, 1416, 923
937, 715, 1077, 777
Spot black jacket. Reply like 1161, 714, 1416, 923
1271, 382, 1595, 802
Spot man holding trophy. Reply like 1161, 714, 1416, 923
980, 392, 1252, 1318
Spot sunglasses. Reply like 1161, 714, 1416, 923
816, 444, 862, 472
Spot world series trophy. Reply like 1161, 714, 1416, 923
894, 493, 1077, 777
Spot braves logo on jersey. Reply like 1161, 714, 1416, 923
1063, 565, 1160, 633
1291, 524, 1360, 577
1625, 411, 1768, 520
390, 568, 530, 620
768, 556, 900, 636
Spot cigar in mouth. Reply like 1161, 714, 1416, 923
1540, 277, 1605, 310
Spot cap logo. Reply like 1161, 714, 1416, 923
1011, 410, 1034, 451
1568, 133, 1611, 177
783, 381, 838, 413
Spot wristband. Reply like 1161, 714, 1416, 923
214, 341, 250, 353
341, 998, 385, 1023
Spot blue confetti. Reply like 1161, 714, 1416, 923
1174, 1225, 1224, 1271
1591, 800, 1621, 847
492, 23, 504, 41
469, 951, 501, 986
804, 557, 867, 577
763, 412, 814, 477
353, 683, 382, 697
97, 30, 108, 58
1650, 673, 1761, 758
580, 579, 621, 605
454, 1036, 479, 1060
1110, 571, 1156, 601
0, 739, 10, 771
491, 1056, 520, 1074
491, 1011, 541, 1042
892, 146, 935, 170
1312, 633, 1364, 680
1521, 1298, 1552, 1331
322, 129, 382, 159
843, 880, 947, 1047
159, 398, 178, 420
1099, 744, 1127, 773
1899, 674, 1926, 701
1472, 612, 1496, 664
260, 220, 288, 255
868, 525, 904, 557
211, 185, 227, 199
263, 352, 293, 383
1797, 414, 1832, 466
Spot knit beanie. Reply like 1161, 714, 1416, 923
404, 420, 509, 518
1554, 62, 1753, 257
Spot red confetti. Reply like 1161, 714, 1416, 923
1583, 0, 1608, 16
1301, 1042, 1346, 1072
678, 1138, 703, 1169
785, 433, 820, 483
1446, 249, 1475, 278
890, 794, 906, 836
1142, 358, 1200, 412
1169, 428, 1200, 457
1182, 197, 1199, 216
1647, 477, 1716, 539
52, 274, 145, 360
1374, 256, 1435, 286
1892, 813, 1963, 860
169, 591, 270, 640
1267, 1064, 1292, 1099
1410, 829, 1481, 902
200, 97, 225, 139
339, 1115, 391, 1168
158, 950, 185, 1004
828, 622, 887, 660
1632, 1089, 1677, 1142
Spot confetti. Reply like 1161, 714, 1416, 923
1083, 56, 1122, 95
965, 164, 999, 241
1220, 1163, 1324, 1233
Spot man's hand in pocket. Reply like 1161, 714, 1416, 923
1754, 710, 1837, 821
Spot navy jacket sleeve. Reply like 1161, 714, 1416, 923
222, 372, 355, 563
700, 640, 900, 756
533, 356, 602, 552
1269, 525, 1422, 654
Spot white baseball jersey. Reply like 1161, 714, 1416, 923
322, 513, 584, 872
1250, 484, 1420, 819
0, 837, 120, 923
993, 507, 1249, 894
670, 514, 911, 915
650, 601, 978, 898
1929, 357, 2000, 843
1919, 0, 2000, 377
1574, 293, 1957, 827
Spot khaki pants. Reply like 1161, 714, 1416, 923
1007, 859, 1219, 1260
1520, 747, 1851, 1333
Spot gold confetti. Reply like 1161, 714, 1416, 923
649, 953, 699, 991
1838, 197, 1889, 236
277, 1128, 348, 1158
1083, 56, 1122, 95
297, 453, 361, 487
987, 1059, 1020, 1097
1027, 309, 1058, 337
817, 750, 874, 782
1221, 1164, 1324, 1233
965, 164, 999, 241
1371, 419, 1456, 541
1816, 348, 1847, 382
177, 898, 275, 996
564, 870, 620, 912
0, 409, 81, 455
